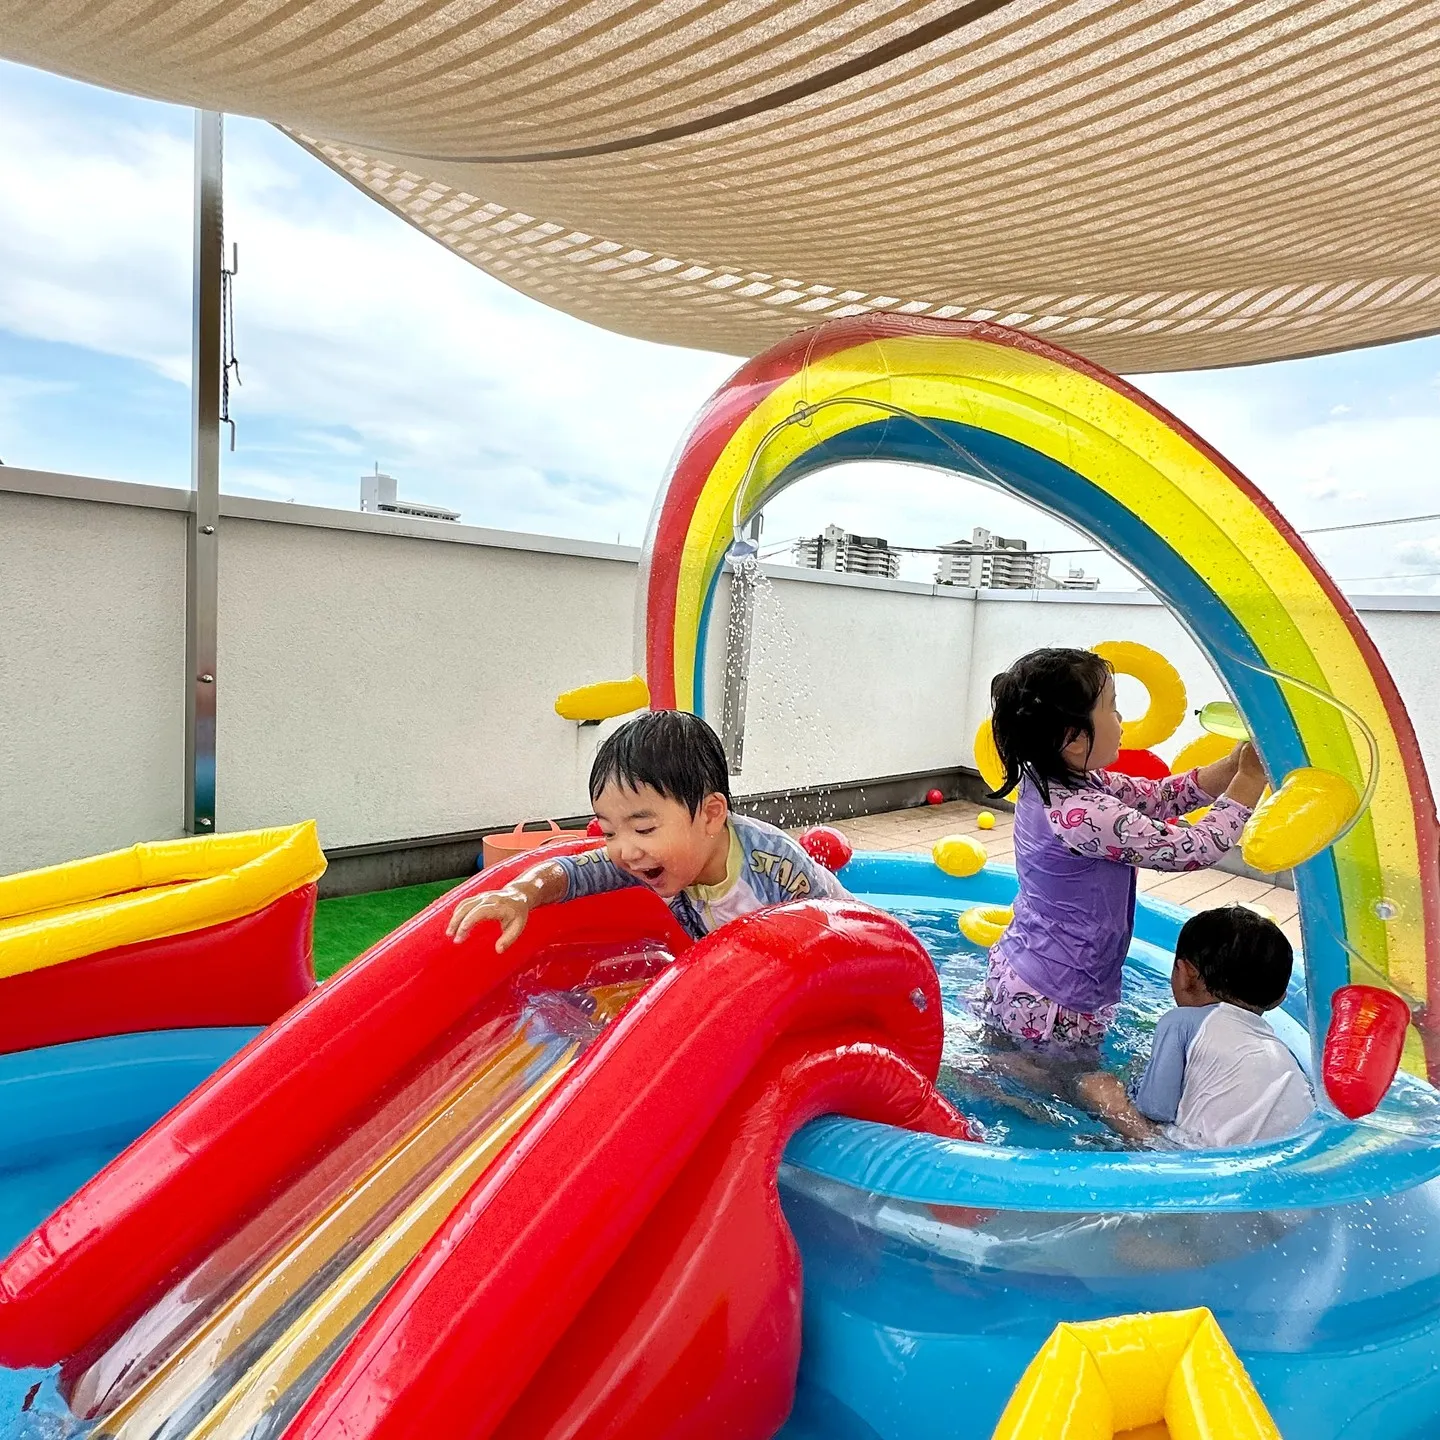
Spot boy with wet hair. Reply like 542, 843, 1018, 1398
449, 710, 849, 950
1080, 905, 1314, 1147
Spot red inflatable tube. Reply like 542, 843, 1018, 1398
1110, 748, 1170, 781
492, 1036, 965, 1440
284, 902, 965, 1440
1323, 983, 1412, 1119
0, 884, 317, 1057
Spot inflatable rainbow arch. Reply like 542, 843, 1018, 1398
635, 316, 1440, 1075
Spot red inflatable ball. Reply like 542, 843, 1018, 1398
1323, 984, 1411, 1119
799, 825, 854, 873
1110, 748, 1170, 781
586, 817, 605, 837
926, 788, 945, 806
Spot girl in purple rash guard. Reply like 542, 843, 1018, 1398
972, 648, 1269, 1057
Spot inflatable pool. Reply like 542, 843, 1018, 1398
779, 854, 1440, 1440
5, 849, 1436, 1438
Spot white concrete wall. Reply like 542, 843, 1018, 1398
0, 484, 186, 872
217, 512, 635, 847
2, 467, 1437, 871
707, 566, 977, 795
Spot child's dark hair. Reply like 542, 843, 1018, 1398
589, 710, 732, 815
1177, 906, 1293, 1010
989, 648, 1113, 803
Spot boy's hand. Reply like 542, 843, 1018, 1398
447, 889, 531, 951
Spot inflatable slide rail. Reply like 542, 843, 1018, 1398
0, 839, 968, 1440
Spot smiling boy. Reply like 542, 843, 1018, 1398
448, 710, 849, 950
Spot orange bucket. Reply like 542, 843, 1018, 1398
481, 820, 589, 870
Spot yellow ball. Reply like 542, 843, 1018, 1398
933, 833, 988, 878
976, 811, 996, 830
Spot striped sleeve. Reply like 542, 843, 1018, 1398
551, 847, 642, 900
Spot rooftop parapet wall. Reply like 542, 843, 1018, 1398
3, 467, 1437, 876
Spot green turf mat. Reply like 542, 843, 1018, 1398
312, 878, 465, 981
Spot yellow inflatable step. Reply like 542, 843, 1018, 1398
993, 1308, 1280, 1439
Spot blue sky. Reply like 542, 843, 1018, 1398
2, 58, 1439, 590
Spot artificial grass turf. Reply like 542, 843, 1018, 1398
312, 878, 465, 980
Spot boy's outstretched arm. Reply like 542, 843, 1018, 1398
1076, 1072, 1163, 1144
447, 859, 571, 950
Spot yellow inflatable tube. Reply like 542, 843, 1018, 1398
1092, 640, 1188, 752
992, 1307, 1279, 1439
0, 823, 327, 981
959, 905, 1013, 949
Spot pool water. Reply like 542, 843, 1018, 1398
891, 905, 1177, 1150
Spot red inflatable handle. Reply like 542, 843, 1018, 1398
1323, 983, 1411, 1119
490, 1035, 965, 1440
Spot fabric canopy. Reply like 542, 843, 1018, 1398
5, 0, 1438, 369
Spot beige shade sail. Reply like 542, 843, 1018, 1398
4, 0, 1439, 369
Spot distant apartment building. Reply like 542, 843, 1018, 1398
793, 523, 901, 579
360, 466, 460, 523
936, 527, 1049, 588
936, 527, 1098, 590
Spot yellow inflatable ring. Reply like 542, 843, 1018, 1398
959, 904, 1013, 949
973, 718, 1018, 802
1092, 640, 1187, 752
1171, 731, 1234, 776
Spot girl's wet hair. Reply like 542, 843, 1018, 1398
989, 648, 1114, 803
589, 709, 732, 815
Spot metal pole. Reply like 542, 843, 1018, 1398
186, 110, 222, 834
720, 514, 762, 775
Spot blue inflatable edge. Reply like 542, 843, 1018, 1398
0, 1027, 261, 1168
783, 852, 1440, 1213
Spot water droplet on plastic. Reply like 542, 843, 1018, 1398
910, 987, 928, 1012
1376, 898, 1399, 921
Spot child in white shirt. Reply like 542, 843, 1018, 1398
1080, 905, 1314, 1147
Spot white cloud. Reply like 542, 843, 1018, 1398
0, 89, 735, 544
1141, 369, 1440, 592
0, 103, 191, 375
1395, 537, 1440, 568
